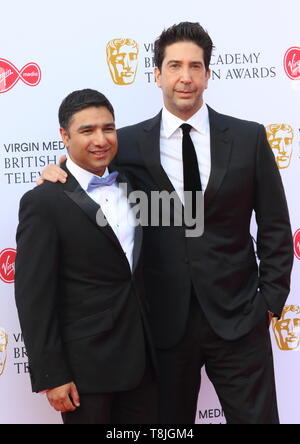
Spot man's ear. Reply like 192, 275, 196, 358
205, 69, 211, 90
60, 127, 70, 148
154, 66, 162, 87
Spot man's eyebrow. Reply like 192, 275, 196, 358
167, 60, 203, 65
77, 122, 116, 131
77, 125, 94, 131
167, 60, 181, 65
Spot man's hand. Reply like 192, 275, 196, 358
37, 155, 68, 185
268, 311, 275, 325
46, 382, 80, 413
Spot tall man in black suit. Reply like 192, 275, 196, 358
15, 89, 158, 424
39, 23, 294, 424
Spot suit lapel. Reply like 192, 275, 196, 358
204, 107, 232, 207
116, 171, 143, 272
138, 108, 232, 210
138, 111, 176, 194
62, 165, 123, 251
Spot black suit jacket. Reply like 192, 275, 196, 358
15, 167, 152, 393
114, 106, 294, 348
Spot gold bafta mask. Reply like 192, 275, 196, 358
266, 124, 294, 169
106, 39, 139, 85
0, 327, 8, 376
272, 306, 300, 351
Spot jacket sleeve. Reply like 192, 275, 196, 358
254, 124, 294, 317
15, 188, 73, 392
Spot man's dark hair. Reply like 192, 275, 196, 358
59, 89, 115, 130
154, 22, 214, 71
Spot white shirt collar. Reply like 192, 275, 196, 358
66, 156, 109, 192
161, 103, 209, 138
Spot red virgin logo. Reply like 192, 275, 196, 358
294, 229, 300, 260
0, 249, 16, 284
284, 47, 300, 80
0, 59, 41, 94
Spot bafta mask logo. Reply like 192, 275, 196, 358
272, 306, 300, 351
0, 327, 8, 376
106, 39, 139, 85
266, 124, 294, 169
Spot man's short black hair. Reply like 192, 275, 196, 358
154, 22, 214, 71
59, 89, 115, 130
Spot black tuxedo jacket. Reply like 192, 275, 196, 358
114, 106, 294, 348
15, 167, 153, 393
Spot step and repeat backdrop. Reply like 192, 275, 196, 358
0, 0, 299, 424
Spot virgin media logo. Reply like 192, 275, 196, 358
294, 229, 300, 260
0, 59, 41, 94
284, 47, 300, 80
0, 249, 16, 284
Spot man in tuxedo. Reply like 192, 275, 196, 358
15, 89, 158, 424
39, 23, 294, 424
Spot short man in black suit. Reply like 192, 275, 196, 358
39, 23, 294, 424
15, 89, 158, 424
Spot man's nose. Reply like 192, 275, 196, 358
93, 130, 107, 146
180, 67, 192, 83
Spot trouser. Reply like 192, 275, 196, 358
62, 358, 158, 424
157, 292, 279, 424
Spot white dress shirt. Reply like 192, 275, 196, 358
160, 103, 211, 204
66, 157, 135, 271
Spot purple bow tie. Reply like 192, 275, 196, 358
87, 171, 119, 192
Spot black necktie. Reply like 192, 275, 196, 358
181, 124, 202, 220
